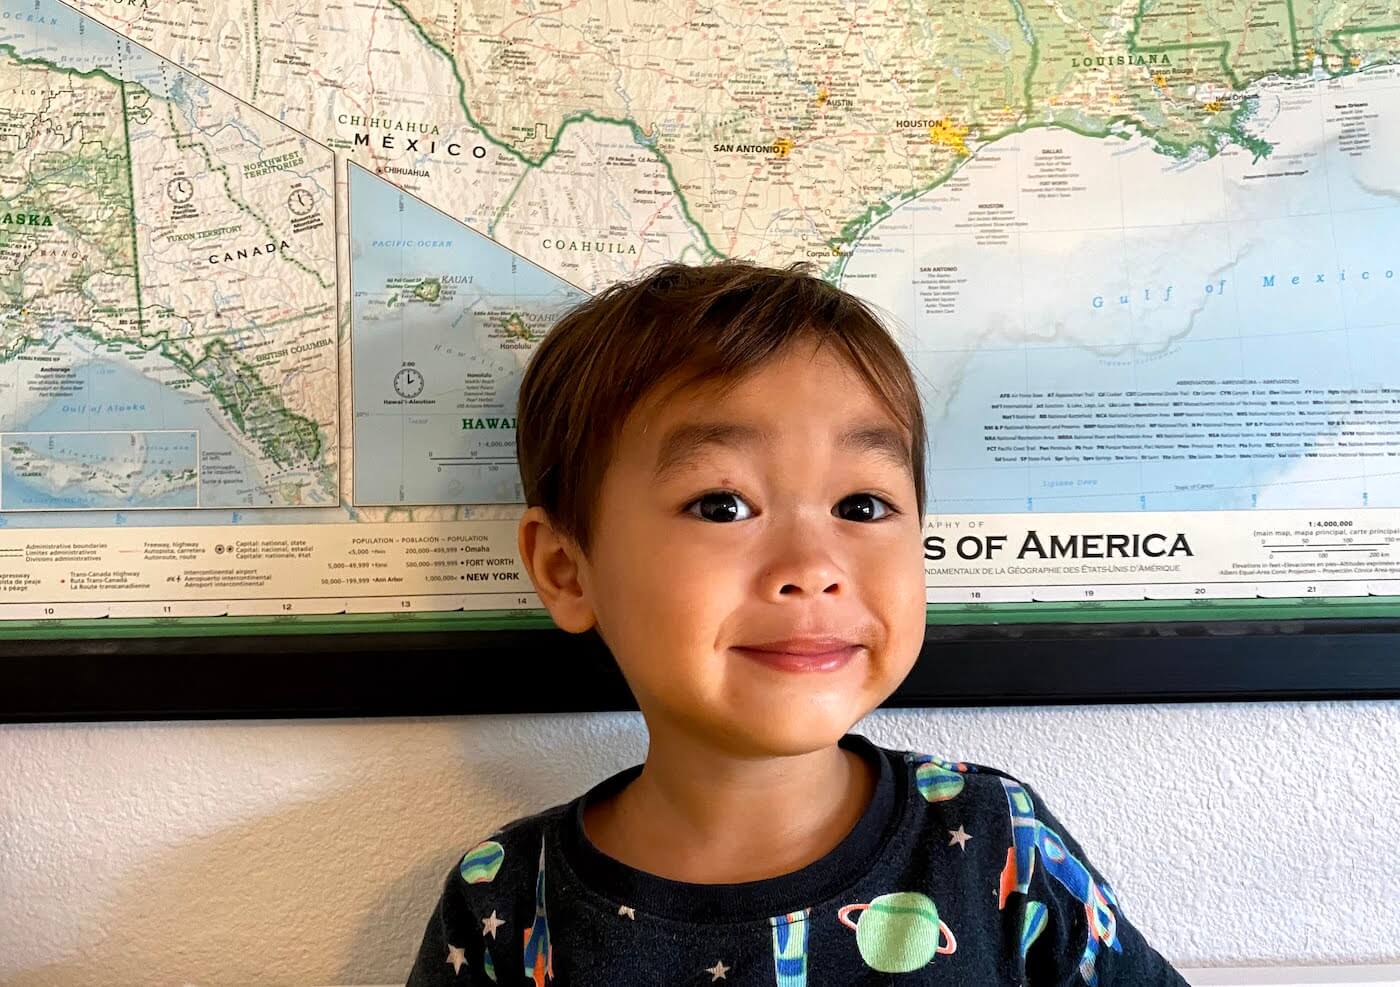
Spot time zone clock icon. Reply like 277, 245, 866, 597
288, 188, 315, 216
166, 177, 194, 203
394, 367, 424, 398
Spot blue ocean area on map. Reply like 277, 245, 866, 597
1, 430, 198, 510
0, 349, 263, 509
0, 0, 186, 100
914, 325, 1386, 514
349, 164, 587, 506
841, 112, 1400, 516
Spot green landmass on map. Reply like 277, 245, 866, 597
0, 44, 325, 474
376, 0, 1400, 278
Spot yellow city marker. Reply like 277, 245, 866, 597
928, 117, 970, 156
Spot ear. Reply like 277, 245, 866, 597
517, 506, 597, 633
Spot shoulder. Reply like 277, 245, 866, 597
890, 747, 1149, 983
886, 745, 1087, 893
453, 802, 566, 898
410, 805, 572, 985
891, 746, 1089, 871
893, 744, 1038, 811
426, 805, 571, 978
892, 748, 1184, 984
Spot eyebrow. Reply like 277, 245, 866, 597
651, 420, 911, 482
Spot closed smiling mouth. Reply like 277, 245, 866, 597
730, 637, 864, 672
739, 637, 859, 654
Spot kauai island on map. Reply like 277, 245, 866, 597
348, 164, 586, 506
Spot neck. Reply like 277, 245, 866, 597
583, 727, 877, 885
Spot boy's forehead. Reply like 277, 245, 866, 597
616, 342, 911, 469
645, 417, 912, 482
637, 344, 888, 426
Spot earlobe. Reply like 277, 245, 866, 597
517, 507, 597, 633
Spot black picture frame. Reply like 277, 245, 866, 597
5, 606, 1400, 722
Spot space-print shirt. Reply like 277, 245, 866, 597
406, 733, 1187, 986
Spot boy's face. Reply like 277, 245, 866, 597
523, 339, 927, 758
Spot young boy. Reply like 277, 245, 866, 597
407, 262, 1186, 985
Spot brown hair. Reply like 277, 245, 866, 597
516, 260, 927, 554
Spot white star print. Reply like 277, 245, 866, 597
948, 824, 972, 850
706, 959, 730, 980
445, 944, 466, 975
618, 905, 636, 919
481, 910, 505, 938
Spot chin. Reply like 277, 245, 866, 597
714, 707, 863, 758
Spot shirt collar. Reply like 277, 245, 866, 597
557, 732, 903, 924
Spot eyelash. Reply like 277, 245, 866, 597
682, 488, 902, 522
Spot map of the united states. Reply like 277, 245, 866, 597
65, 0, 1400, 272
7, 0, 1400, 516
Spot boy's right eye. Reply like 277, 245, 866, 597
685, 490, 755, 523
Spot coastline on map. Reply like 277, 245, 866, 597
840, 67, 1400, 515
0, 430, 199, 511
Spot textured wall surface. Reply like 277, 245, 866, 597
1, 700, 1397, 985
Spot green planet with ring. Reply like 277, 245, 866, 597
916, 761, 965, 802
459, 839, 505, 884
838, 891, 957, 973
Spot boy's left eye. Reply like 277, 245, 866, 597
834, 493, 896, 522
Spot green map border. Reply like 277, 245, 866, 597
3, 595, 1397, 640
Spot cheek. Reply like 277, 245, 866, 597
640, 542, 743, 629
863, 532, 928, 633
592, 534, 736, 651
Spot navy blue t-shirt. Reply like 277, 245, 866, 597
408, 733, 1186, 985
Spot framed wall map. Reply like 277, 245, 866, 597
4, 0, 1400, 720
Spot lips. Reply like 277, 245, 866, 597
743, 637, 858, 655
732, 637, 863, 673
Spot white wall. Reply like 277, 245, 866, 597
2, 700, 1397, 985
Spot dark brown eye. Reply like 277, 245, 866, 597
686, 491, 753, 522
834, 493, 893, 522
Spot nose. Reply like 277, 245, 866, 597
759, 530, 845, 600
775, 574, 841, 597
